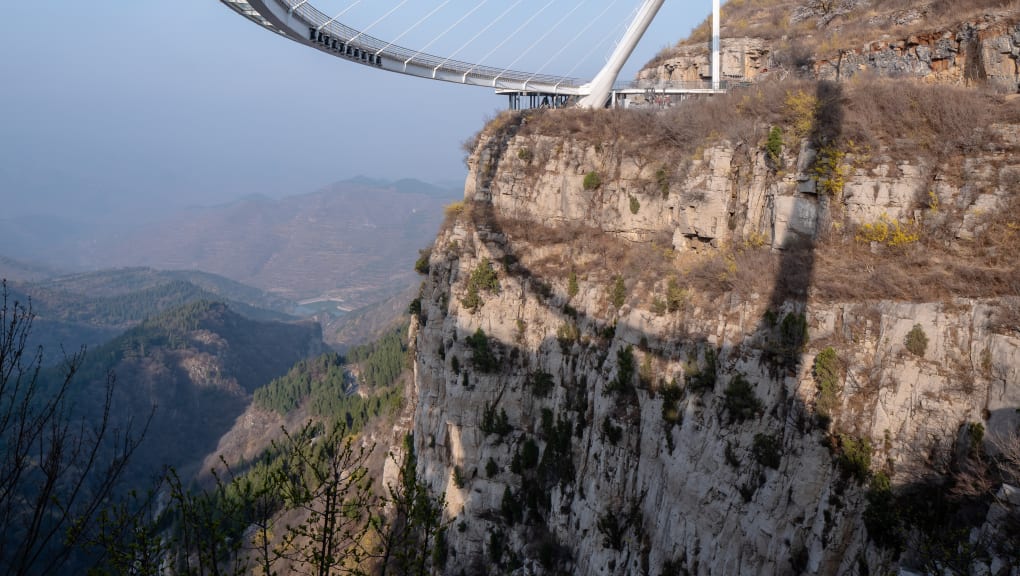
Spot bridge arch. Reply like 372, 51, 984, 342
218, 0, 723, 107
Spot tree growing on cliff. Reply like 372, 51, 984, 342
275, 420, 375, 576
369, 435, 448, 576
610, 276, 626, 309
461, 258, 500, 314
0, 280, 148, 574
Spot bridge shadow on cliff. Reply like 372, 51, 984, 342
421, 81, 903, 575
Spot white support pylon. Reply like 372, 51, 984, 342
712, 0, 720, 90
577, 0, 665, 108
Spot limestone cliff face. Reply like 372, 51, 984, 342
409, 112, 1020, 575
641, 18, 1020, 92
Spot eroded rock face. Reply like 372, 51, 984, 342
641, 19, 1020, 92
409, 122, 1020, 574
816, 20, 1020, 89
639, 38, 774, 84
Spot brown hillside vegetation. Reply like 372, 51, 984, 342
652, 0, 1020, 68
685, 0, 1020, 42
473, 77, 1019, 312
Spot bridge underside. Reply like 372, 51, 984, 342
221, 0, 588, 95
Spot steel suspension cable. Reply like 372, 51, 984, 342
348, 0, 411, 45
529, 0, 624, 81
462, 0, 558, 77
494, 1, 588, 81
405, 0, 493, 65
317, 0, 361, 31
375, 0, 453, 56
434, 0, 524, 71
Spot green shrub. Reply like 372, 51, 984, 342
481, 402, 512, 437
501, 487, 522, 524
724, 441, 740, 468
655, 166, 670, 197
837, 434, 872, 482
905, 324, 928, 358
723, 374, 763, 424
967, 421, 984, 455
651, 298, 667, 315
605, 345, 635, 395
414, 248, 431, 274
629, 195, 641, 215
461, 258, 500, 313
766, 312, 809, 372
597, 511, 624, 550
520, 437, 540, 470
517, 147, 533, 162
555, 322, 579, 350
472, 258, 499, 290
583, 171, 602, 190
610, 276, 626, 309
752, 433, 782, 469
461, 284, 482, 314
765, 126, 784, 169
863, 471, 902, 550
567, 271, 579, 299
638, 353, 653, 388
453, 466, 466, 488
408, 297, 422, 318
666, 278, 689, 313
527, 371, 555, 398
660, 380, 683, 427
601, 416, 623, 445
813, 347, 841, 426
685, 348, 718, 393
467, 328, 497, 372
780, 312, 809, 354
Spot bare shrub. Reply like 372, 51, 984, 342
989, 297, 1020, 335
842, 78, 1002, 161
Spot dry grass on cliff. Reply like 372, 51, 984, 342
491, 213, 676, 286
812, 241, 1018, 302
518, 79, 798, 163
841, 79, 1008, 161
810, 187, 1020, 303
674, 0, 1020, 50
519, 77, 1015, 172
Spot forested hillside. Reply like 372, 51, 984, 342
253, 327, 407, 430
9, 267, 297, 362
59, 299, 323, 480
1, 286, 441, 575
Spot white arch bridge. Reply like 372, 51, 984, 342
218, 0, 724, 108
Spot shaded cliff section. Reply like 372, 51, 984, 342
66, 300, 325, 481
409, 78, 1020, 576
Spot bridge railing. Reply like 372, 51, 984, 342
610, 79, 734, 91
281, 0, 586, 89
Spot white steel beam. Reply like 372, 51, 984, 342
576, 0, 666, 108
712, 0, 720, 90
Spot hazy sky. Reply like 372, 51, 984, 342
0, 1, 705, 223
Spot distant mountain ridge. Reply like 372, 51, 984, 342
31, 267, 297, 316
0, 254, 61, 283
10, 267, 299, 360
88, 178, 460, 305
